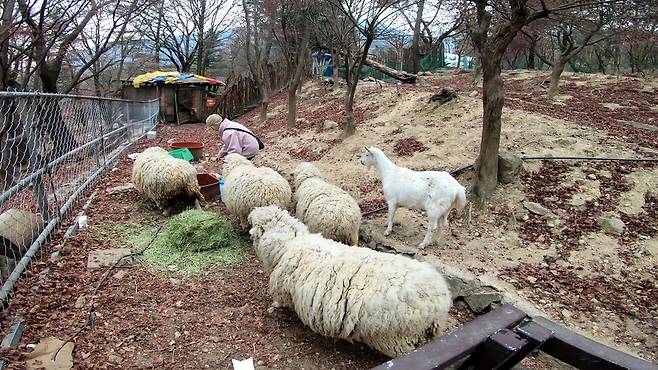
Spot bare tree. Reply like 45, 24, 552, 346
242, 0, 278, 122
274, 0, 313, 127
466, 0, 623, 198
324, 0, 409, 137
396, 0, 462, 73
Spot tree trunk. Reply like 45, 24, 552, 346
363, 57, 416, 83
344, 81, 357, 136
0, 0, 17, 90
527, 47, 535, 70
410, 0, 425, 74
548, 58, 567, 98
457, 52, 462, 69
594, 49, 606, 74
196, 0, 206, 75
471, 57, 482, 85
437, 42, 445, 68
472, 55, 504, 198
332, 50, 339, 87
287, 87, 297, 128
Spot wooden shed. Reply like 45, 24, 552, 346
122, 72, 225, 124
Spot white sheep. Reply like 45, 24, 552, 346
292, 162, 361, 245
131, 146, 203, 216
222, 154, 291, 228
248, 205, 452, 357
360, 146, 467, 249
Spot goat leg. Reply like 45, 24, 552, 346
420, 216, 440, 249
385, 201, 398, 236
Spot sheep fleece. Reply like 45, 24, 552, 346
131, 147, 202, 210
224, 166, 291, 225
295, 177, 361, 245
269, 235, 451, 357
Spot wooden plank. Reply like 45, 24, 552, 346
533, 317, 658, 370
370, 304, 527, 370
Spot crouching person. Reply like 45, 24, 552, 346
206, 114, 264, 160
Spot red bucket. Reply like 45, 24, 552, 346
170, 141, 204, 161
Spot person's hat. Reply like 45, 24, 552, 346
206, 114, 223, 130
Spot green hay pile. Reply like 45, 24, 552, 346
159, 209, 239, 252
109, 210, 246, 276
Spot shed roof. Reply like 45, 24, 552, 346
130, 71, 225, 88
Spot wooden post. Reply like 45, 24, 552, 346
174, 87, 180, 126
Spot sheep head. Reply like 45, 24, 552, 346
292, 162, 322, 188
141, 146, 168, 157
248, 206, 309, 271
223, 153, 253, 176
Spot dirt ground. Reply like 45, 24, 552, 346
1, 69, 657, 368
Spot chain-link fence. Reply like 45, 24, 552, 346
0, 91, 159, 305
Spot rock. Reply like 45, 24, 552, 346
87, 248, 133, 269
463, 288, 504, 313
267, 306, 275, 314
309, 142, 329, 158
569, 195, 588, 210
587, 173, 597, 180
598, 217, 625, 236
167, 265, 178, 272
75, 295, 86, 309
469, 90, 478, 97
561, 309, 572, 318
526, 276, 537, 284
523, 202, 555, 218
323, 120, 339, 130
112, 270, 128, 280
296, 117, 309, 125
498, 152, 524, 184
108, 354, 123, 364
429, 88, 457, 104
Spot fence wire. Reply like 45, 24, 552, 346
0, 91, 158, 305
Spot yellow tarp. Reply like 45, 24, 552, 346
132, 71, 181, 88
131, 71, 223, 88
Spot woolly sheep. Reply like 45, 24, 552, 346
131, 146, 203, 216
292, 162, 361, 245
360, 146, 467, 249
248, 205, 452, 357
222, 154, 291, 228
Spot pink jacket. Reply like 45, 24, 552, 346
218, 118, 260, 159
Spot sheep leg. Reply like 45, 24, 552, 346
194, 199, 201, 210
385, 201, 398, 236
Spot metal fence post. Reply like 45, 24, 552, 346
24, 101, 51, 221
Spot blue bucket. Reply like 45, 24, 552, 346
219, 178, 225, 203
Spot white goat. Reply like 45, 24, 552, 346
360, 146, 467, 249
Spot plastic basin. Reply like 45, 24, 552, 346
171, 141, 204, 161
197, 173, 219, 202
169, 148, 194, 161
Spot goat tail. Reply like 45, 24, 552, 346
453, 188, 468, 216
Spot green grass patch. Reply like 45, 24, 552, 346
89, 210, 247, 276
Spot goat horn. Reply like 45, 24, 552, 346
364, 146, 371, 153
